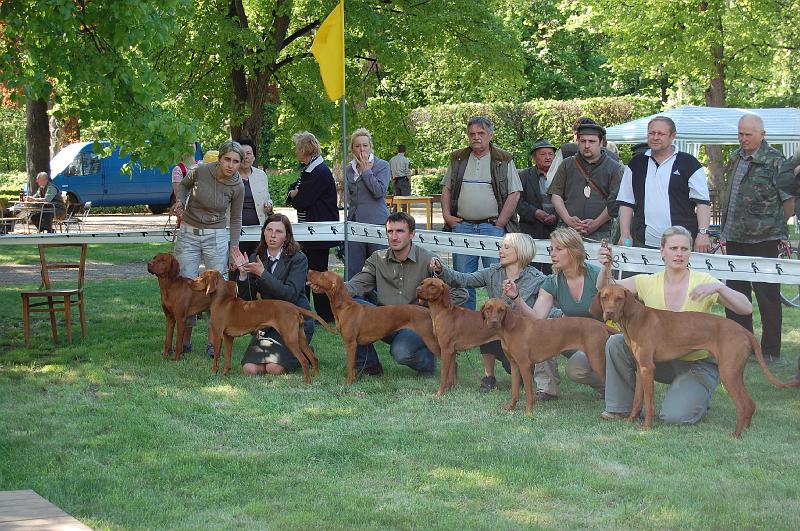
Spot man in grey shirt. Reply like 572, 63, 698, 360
389, 145, 411, 197
345, 211, 467, 376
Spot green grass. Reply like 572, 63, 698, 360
1, 261, 800, 529
0, 243, 172, 266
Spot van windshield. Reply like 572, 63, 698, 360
51, 142, 93, 175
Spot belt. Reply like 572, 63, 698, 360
182, 222, 224, 236
462, 218, 497, 225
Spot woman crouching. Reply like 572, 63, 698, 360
230, 214, 315, 375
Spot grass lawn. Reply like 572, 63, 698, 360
1, 245, 799, 529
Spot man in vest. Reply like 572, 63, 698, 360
721, 114, 794, 364
617, 116, 711, 249
547, 123, 623, 241
441, 116, 523, 309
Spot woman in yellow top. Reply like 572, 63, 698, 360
598, 225, 752, 424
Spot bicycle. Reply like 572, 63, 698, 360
706, 227, 726, 254
778, 240, 800, 308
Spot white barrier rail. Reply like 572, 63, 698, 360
1, 221, 799, 284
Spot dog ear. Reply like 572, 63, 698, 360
205, 272, 218, 296
169, 257, 180, 279
588, 291, 603, 319
503, 304, 517, 330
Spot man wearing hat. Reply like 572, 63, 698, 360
547, 117, 619, 184
518, 138, 557, 267
547, 123, 623, 240
617, 116, 711, 249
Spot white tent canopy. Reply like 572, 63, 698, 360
605, 105, 800, 157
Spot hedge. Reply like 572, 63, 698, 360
403, 96, 661, 168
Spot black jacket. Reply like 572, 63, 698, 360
286, 161, 339, 249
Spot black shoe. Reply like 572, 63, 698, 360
535, 391, 558, 401
361, 362, 384, 377
206, 343, 215, 359
479, 375, 496, 393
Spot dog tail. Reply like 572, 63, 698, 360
298, 308, 338, 335
749, 333, 788, 389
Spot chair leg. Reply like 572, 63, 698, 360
47, 296, 59, 344
64, 295, 73, 345
78, 295, 87, 339
22, 295, 31, 347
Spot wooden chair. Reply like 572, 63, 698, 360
21, 244, 88, 347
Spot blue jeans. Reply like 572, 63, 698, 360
353, 298, 435, 373
452, 221, 504, 309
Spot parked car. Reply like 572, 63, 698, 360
50, 141, 203, 214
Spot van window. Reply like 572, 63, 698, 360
77, 152, 101, 175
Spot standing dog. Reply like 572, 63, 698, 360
147, 253, 211, 361
306, 270, 440, 384
415, 277, 496, 397
481, 298, 608, 415
191, 270, 335, 381
596, 283, 787, 437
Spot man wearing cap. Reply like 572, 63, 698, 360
617, 116, 712, 250
518, 138, 557, 266
547, 123, 623, 240
441, 115, 523, 309
547, 117, 619, 184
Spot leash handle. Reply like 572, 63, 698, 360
600, 238, 615, 285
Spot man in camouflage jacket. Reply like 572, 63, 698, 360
720, 114, 794, 362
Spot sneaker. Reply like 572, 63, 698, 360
600, 410, 630, 421
206, 343, 216, 359
361, 362, 384, 377
478, 375, 496, 393
535, 391, 559, 401
181, 343, 193, 354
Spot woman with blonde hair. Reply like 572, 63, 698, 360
503, 227, 608, 398
286, 131, 338, 321
344, 127, 390, 278
597, 226, 751, 423
432, 232, 558, 395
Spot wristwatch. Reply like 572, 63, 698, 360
698, 228, 709, 235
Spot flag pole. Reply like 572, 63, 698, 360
340, 1, 349, 279
341, 95, 349, 278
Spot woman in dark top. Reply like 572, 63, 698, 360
286, 131, 339, 322
229, 213, 314, 375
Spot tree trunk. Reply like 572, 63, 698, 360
703, 5, 726, 203
25, 95, 50, 192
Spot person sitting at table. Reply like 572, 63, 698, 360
26, 172, 66, 233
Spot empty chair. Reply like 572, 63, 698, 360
21, 243, 88, 346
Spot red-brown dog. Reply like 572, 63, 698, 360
147, 253, 211, 361
481, 298, 608, 415
596, 283, 787, 437
191, 270, 335, 381
415, 277, 496, 397
307, 270, 440, 384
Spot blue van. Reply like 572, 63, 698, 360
51, 141, 202, 214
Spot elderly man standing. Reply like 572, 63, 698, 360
517, 138, 557, 273
441, 116, 522, 309
721, 114, 794, 363
617, 116, 712, 250
547, 123, 623, 241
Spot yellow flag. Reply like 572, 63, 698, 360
311, 1, 345, 101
